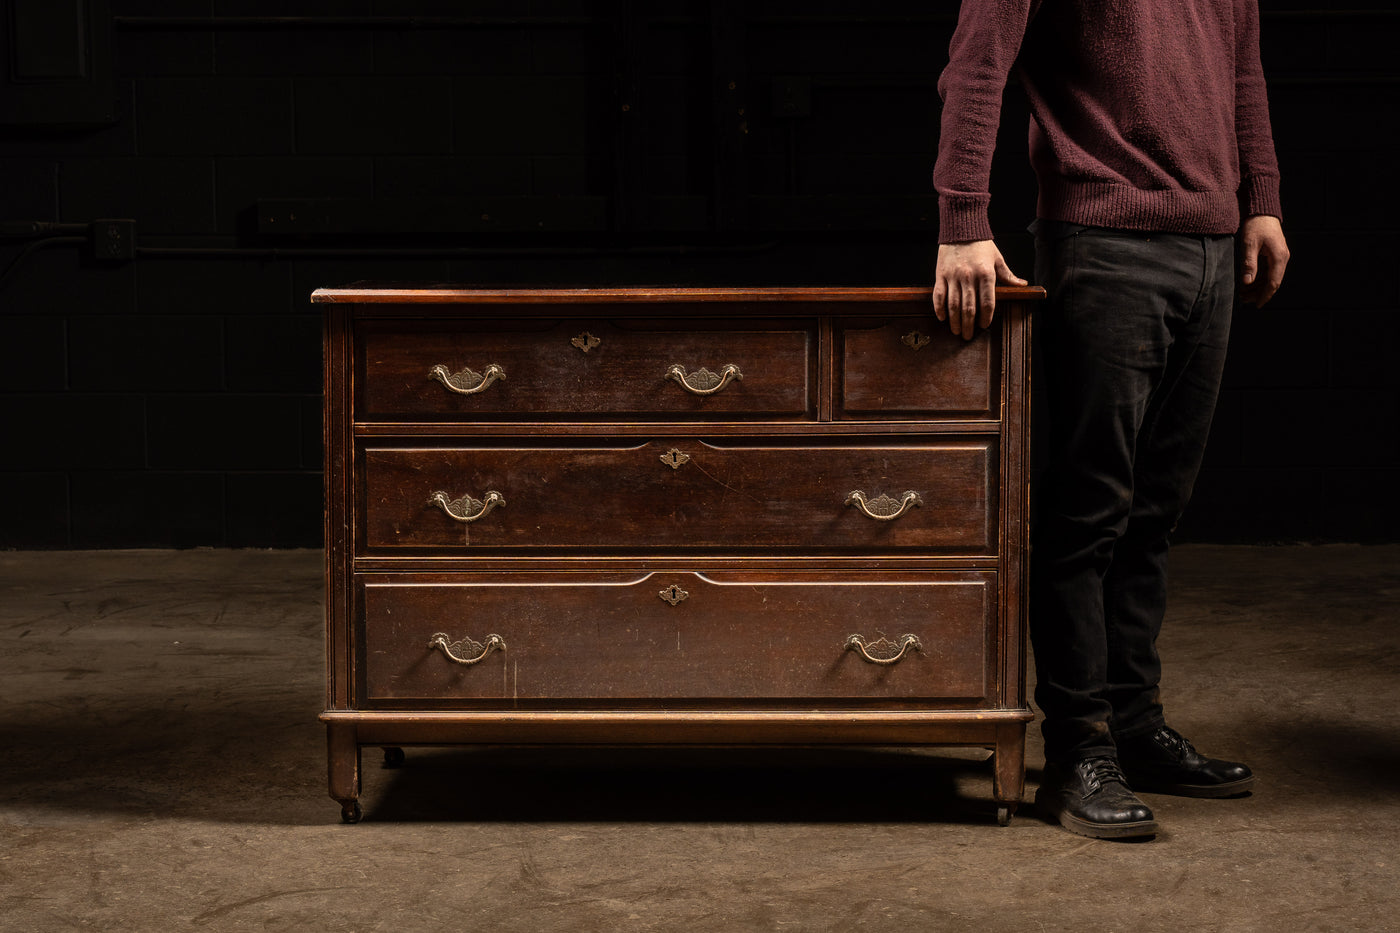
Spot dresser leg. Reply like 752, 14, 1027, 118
327, 721, 362, 823
992, 722, 1027, 825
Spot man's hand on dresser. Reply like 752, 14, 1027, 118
933, 239, 1027, 340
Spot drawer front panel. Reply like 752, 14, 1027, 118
360, 571, 992, 703
838, 314, 1001, 419
357, 318, 815, 420
361, 439, 997, 554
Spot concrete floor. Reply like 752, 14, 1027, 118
0, 546, 1397, 932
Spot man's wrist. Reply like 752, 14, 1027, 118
937, 198, 994, 244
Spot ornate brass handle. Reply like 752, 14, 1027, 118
429, 363, 506, 395
846, 634, 922, 665
428, 490, 506, 523
666, 363, 743, 396
428, 632, 505, 665
845, 490, 923, 521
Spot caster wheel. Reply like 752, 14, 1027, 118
996, 806, 1012, 827
383, 747, 405, 768
341, 801, 362, 824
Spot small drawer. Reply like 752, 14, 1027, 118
359, 438, 997, 554
837, 314, 1001, 420
359, 571, 993, 704
356, 317, 815, 421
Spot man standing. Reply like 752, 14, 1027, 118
932, 0, 1290, 838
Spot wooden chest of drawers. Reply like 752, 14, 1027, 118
314, 285, 1041, 824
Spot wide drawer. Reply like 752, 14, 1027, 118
837, 314, 1001, 419
356, 317, 815, 420
358, 571, 993, 704
360, 438, 997, 554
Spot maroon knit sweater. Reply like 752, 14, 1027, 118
934, 0, 1283, 243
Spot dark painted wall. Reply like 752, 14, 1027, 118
0, 1, 1396, 547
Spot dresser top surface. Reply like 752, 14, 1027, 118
311, 284, 1046, 305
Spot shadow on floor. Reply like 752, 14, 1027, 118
1235, 716, 1400, 803
0, 698, 1047, 827
0, 701, 329, 826
361, 745, 1043, 827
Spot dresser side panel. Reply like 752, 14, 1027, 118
324, 304, 355, 710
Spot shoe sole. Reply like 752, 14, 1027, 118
1034, 787, 1160, 840
1058, 811, 1160, 839
1129, 775, 1255, 799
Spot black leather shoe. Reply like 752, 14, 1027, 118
1117, 726, 1255, 798
1035, 756, 1158, 839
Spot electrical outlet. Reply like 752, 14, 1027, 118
92, 219, 135, 261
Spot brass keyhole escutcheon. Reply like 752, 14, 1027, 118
901, 331, 932, 351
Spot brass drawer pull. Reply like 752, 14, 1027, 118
666, 363, 743, 396
845, 489, 923, 521
428, 632, 505, 665
846, 633, 921, 666
429, 490, 506, 523
429, 363, 506, 395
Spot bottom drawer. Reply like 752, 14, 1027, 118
358, 571, 994, 705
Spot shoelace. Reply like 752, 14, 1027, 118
1077, 756, 1130, 793
1154, 726, 1198, 760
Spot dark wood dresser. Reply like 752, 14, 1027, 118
313, 285, 1042, 824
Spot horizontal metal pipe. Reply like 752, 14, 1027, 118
112, 16, 597, 29
112, 10, 1400, 30
133, 243, 779, 260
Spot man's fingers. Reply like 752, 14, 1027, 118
1254, 257, 1286, 307
994, 256, 1028, 287
1239, 216, 1288, 296
977, 277, 996, 331
958, 282, 978, 338
1264, 239, 1290, 294
1240, 239, 1259, 286
934, 240, 1020, 338
1241, 252, 1285, 306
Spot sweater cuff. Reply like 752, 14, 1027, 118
1239, 173, 1283, 223
938, 195, 995, 244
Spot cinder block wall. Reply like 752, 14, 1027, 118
0, 1, 1396, 547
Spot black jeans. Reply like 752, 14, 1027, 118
1030, 221, 1235, 764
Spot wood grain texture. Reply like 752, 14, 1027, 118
357, 317, 815, 420
838, 313, 999, 418
360, 571, 991, 703
320, 708, 1036, 748
313, 285, 1047, 304
321, 285, 1041, 818
360, 439, 996, 553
